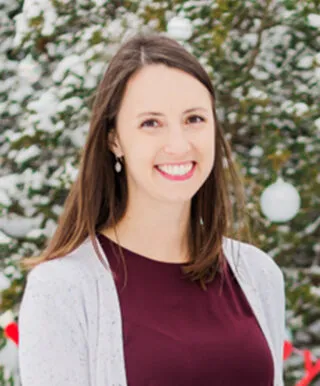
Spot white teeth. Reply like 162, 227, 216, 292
157, 162, 193, 176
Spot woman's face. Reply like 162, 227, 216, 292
110, 64, 215, 205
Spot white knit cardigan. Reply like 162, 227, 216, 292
18, 236, 286, 386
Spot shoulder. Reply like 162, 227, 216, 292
223, 236, 284, 288
19, 244, 96, 345
25, 238, 99, 291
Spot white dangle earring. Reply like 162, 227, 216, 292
115, 156, 122, 173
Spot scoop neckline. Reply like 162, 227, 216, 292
97, 232, 190, 266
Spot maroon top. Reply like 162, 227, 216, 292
97, 233, 274, 386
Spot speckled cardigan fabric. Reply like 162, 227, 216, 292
18, 236, 286, 386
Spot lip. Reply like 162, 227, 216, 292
156, 161, 194, 167
155, 162, 196, 181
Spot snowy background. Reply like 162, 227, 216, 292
0, 0, 319, 385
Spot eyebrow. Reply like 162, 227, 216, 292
137, 107, 209, 118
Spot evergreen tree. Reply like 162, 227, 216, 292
0, 0, 319, 384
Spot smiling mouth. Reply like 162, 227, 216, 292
155, 162, 196, 180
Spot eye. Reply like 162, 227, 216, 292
187, 115, 205, 124
140, 119, 160, 128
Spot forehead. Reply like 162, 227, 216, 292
120, 64, 212, 113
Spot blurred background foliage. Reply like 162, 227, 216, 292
0, 0, 319, 384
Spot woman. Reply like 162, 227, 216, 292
18, 33, 286, 386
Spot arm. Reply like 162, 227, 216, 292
245, 242, 286, 386
18, 264, 90, 386
274, 267, 286, 386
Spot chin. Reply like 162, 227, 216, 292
159, 189, 198, 203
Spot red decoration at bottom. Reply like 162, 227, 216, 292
4, 322, 19, 345
1, 320, 320, 386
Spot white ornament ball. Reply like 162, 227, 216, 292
260, 177, 301, 222
167, 16, 193, 41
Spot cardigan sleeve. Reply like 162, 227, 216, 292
242, 241, 286, 386
18, 264, 90, 386
273, 266, 286, 386
254, 246, 286, 386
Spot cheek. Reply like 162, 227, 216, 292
198, 131, 215, 156
122, 143, 155, 173
126, 136, 159, 160
199, 135, 215, 172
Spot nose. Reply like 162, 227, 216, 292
163, 127, 192, 155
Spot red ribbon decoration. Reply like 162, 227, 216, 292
2, 322, 320, 386
284, 340, 294, 360
4, 322, 19, 346
283, 340, 320, 386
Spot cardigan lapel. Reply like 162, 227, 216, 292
222, 237, 278, 385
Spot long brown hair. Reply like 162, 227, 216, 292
20, 33, 252, 291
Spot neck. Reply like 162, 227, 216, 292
101, 198, 191, 264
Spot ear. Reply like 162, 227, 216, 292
108, 129, 123, 158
